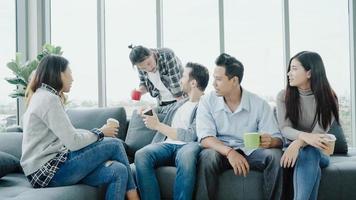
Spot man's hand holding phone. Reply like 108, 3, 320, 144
139, 106, 153, 116
142, 108, 160, 130
142, 108, 153, 116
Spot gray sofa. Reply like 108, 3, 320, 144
1, 107, 356, 200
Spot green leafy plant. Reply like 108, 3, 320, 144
5, 44, 63, 98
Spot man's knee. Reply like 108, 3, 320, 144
176, 152, 197, 171
134, 148, 151, 165
198, 149, 223, 170
135, 144, 162, 168
180, 143, 201, 155
176, 143, 201, 166
263, 148, 283, 165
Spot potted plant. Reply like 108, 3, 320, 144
5, 44, 63, 98
2, 44, 63, 128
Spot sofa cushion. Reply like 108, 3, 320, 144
125, 110, 158, 158
66, 107, 128, 141
218, 170, 264, 200
147, 166, 265, 200
328, 121, 348, 154
318, 153, 356, 200
0, 132, 23, 160
0, 173, 104, 200
0, 151, 20, 178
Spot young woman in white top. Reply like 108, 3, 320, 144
21, 55, 139, 200
276, 51, 339, 200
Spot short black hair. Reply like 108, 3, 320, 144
186, 62, 209, 91
215, 53, 244, 83
128, 45, 151, 65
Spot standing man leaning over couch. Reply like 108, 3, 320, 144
135, 62, 209, 200
196, 53, 283, 200
129, 45, 184, 113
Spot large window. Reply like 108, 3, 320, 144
163, 0, 220, 93
0, 1, 16, 131
289, 0, 352, 145
224, 0, 284, 102
105, 0, 156, 115
47, 1, 354, 146
51, 0, 98, 108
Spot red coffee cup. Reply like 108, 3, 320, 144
131, 89, 142, 101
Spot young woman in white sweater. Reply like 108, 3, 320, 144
21, 55, 139, 200
276, 51, 339, 200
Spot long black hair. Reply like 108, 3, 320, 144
285, 51, 339, 130
26, 55, 69, 104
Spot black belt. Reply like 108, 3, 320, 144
160, 100, 177, 106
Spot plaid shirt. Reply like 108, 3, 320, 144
27, 149, 68, 188
138, 48, 184, 103
41, 83, 60, 96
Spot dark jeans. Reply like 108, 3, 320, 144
196, 148, 283, 200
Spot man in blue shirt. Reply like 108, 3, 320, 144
195, 53, 283, 200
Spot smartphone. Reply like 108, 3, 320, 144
143, 108, 153, 116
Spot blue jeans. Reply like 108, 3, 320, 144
134, 142, 201, 200
293, 146, 330, 200
48, 138, 136, 200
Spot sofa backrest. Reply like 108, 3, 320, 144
328, 121, 348, 154
0, 106, 128, 159
66, 106, 128, 141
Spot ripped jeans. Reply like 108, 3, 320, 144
48, 138, 136, 200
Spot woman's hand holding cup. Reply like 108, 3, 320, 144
100, 118, 119, 137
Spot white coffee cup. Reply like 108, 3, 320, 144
106, 118, 119, 128
322, 134, 336, 155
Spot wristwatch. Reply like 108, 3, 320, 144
91, 128, 104, 141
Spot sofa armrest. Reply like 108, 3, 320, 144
5, 126, 23, 133
0, 132, 23, 159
